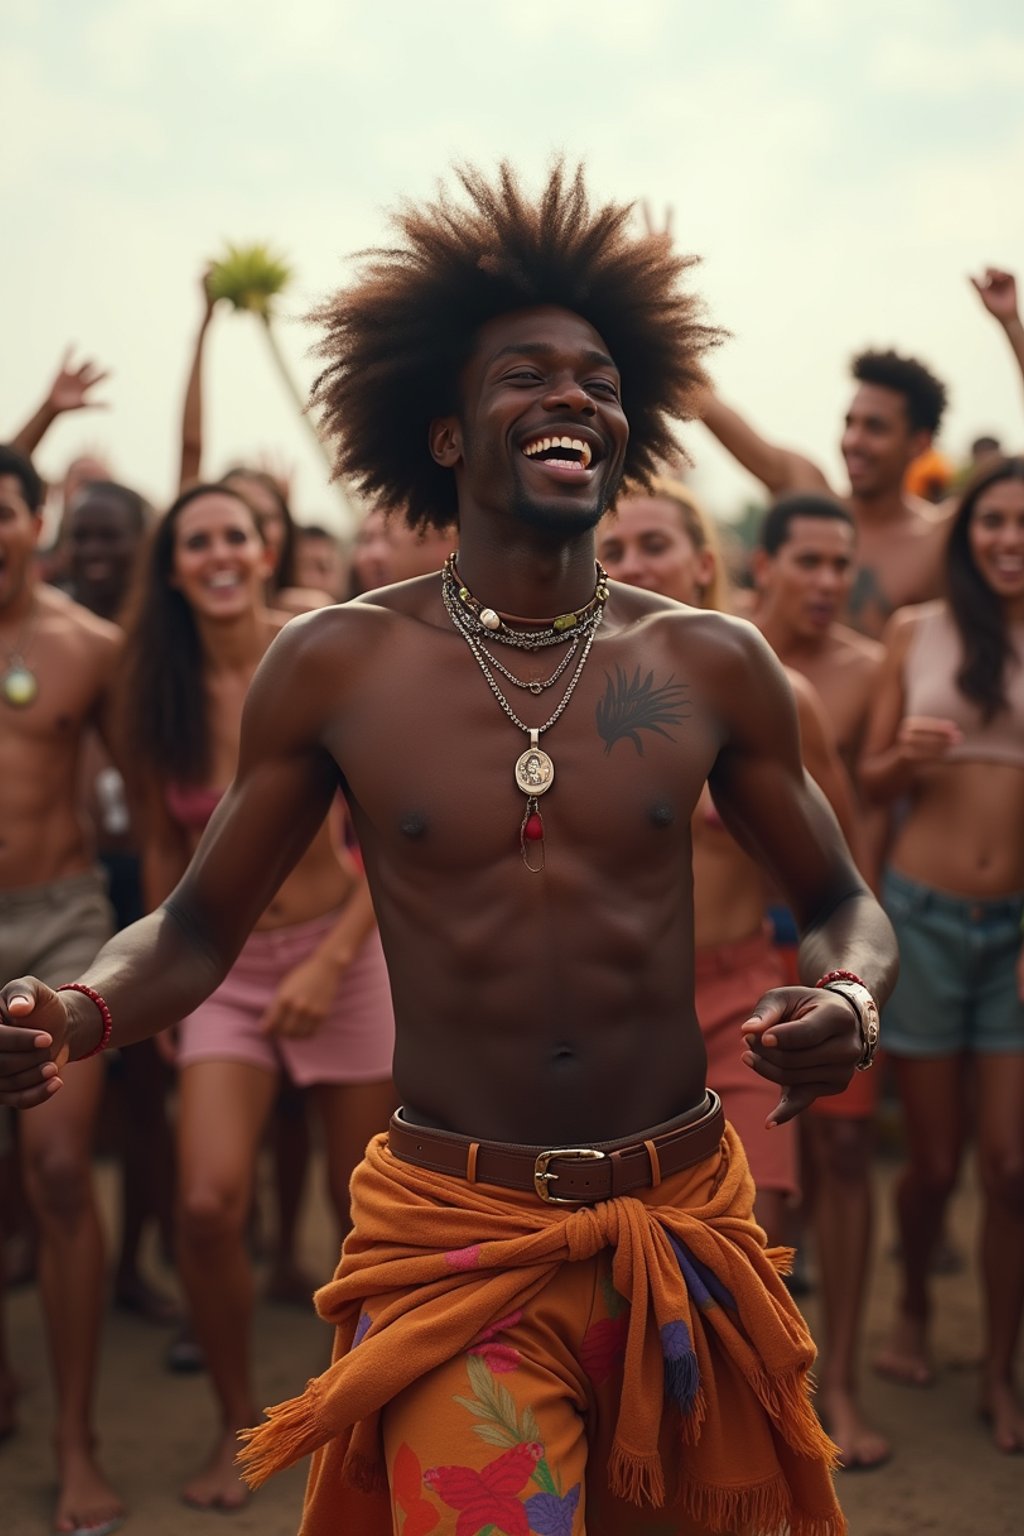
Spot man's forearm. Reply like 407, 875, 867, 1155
64, 901, 233, 1057
1001, 316, 1024, 409
796, 887, 898, 1010
10, 400, 57, 458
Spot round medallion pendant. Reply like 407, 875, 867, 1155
515, 744, 554, 796
2, 665, 38, 708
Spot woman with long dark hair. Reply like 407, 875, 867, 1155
861, 457, 1024, 1451
119, 483, 395, 1508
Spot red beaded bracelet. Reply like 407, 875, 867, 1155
56, 983, 113, 1058
815, 969, 868, 991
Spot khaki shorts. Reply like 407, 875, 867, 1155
0, 868, 114, 990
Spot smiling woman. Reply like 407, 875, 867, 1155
113, 483, 395, 1510
859, 455, 1024, 1454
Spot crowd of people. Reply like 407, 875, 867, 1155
0, 164, 1021, 1536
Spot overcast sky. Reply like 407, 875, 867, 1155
4, 0, 1023, 533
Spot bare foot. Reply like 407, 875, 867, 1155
979, 1378, 1024, 1454
817, 1386, 891, 1471
873, 1312, 934, 1387
182, 1428, 251, 1511
53, 1444, 125, 1535
265, 1260, 317, 1307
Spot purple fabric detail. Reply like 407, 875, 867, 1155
352, 1310, 372, 1347
668, 1232, 736, 1312
660, 1320, 699, 1410
526, 1484, 581, 1535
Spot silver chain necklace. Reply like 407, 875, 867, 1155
440, 561, 605, 870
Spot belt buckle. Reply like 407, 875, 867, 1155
533, 1146, 606, 1204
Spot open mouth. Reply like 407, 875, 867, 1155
520, 432, 598, 475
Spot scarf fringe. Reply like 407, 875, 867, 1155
236, 1388, 323, 1489
664, 1349, 700, 1412
750, 1368, 841, 1467
677, 1384, 708, 1444
608, 1442, 666, 1508
681, 1471, 846, 1536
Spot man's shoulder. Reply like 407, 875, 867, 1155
828, 622, 885, 667
38, 584, 120, 652
615, 588, 777, 687
263, 578, 440, 668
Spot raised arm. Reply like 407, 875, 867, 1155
970, 268, 1024, 414
179, 269, 219, 492
700, 389, 833, 498
10, 348, 110, 458
0, 614, 345, 1105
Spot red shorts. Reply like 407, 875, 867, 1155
695, 928, 798, 1196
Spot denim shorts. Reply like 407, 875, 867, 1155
881, 867, 1024, 1058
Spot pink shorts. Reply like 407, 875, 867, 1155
177, 914, 395, 1087
695, 928, 798, 1197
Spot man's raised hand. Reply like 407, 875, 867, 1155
970, 267, 1019, 326
46, 347, 110, 417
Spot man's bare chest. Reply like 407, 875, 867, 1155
328, 630, 721, 866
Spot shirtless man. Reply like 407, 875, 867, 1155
752, 495, 883, 770
0, 167, 896, 1535
750, 492, 890, 1468
0, 445, 123, 1535
701, 351, 948, 640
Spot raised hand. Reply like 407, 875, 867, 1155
46, 347, 110, 416
970, 268, 1019, 326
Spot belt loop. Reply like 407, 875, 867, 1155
466, 1141, 480, 1184
643, 1138, 662, 1188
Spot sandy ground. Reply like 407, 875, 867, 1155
2, 1146, 1021, 1536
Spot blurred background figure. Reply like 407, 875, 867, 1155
349, 504, 455, 594
294, 523, 350, 603
861, 457, 1024, 1455
117, 482, 395, 1511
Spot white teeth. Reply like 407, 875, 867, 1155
208, 573, 240, 589
522, 435, 592, 467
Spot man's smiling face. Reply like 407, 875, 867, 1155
437, 305, 629, 538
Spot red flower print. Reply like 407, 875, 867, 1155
580, 1314, 629, 1386
392, 1442, 440, 1536
468, 1309, 524, 1374
424, 1440, 542, 1536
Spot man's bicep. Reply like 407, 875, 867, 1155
707, 641, 860, 920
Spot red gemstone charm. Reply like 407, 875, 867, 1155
524, 812, 544, 841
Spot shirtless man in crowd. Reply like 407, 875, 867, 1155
0, 445, 124, 1535
0, 167, 896, 1536
751, 495, 883, 769
750, 492, 889, 1468
700, 269, 1023, 640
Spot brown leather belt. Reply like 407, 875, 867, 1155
386, 1092, 724, 1205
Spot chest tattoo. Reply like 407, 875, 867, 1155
596, 666, 691, 756
847, 565, 893, 629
